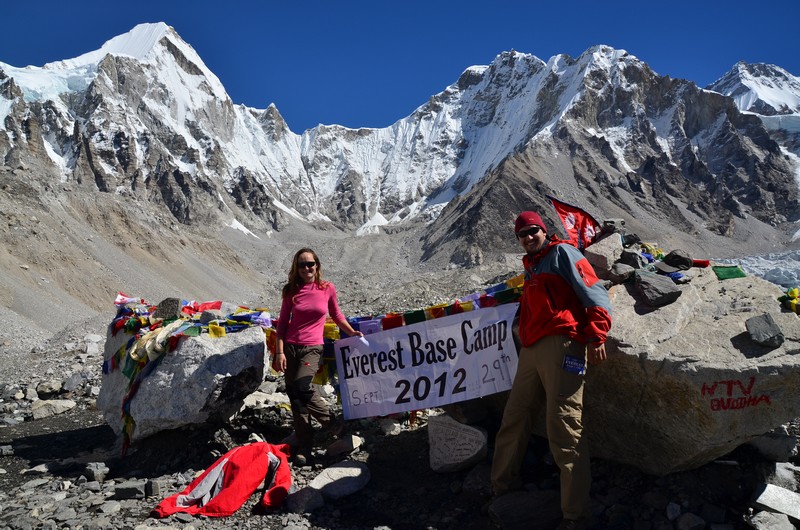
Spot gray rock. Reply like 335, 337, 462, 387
84, 480, 102, 492
772, 463, 800, 490
634, 269, 683, 307
97, 326, 266, 441
99, 500, 121, 514
286, 486, 325, 513
199, 309, 226, 324
377, 418, 402, 435
585, 233, 624, 279
666, 502, 682, 520
748, 426, 798, 462
21, 478, 49, 490
748, 511, 794, 530
745, 313, 785, 347
145, 478, 166, 498
752, 483, 800, 520
35, 380, 62, 397
257, 380, 279, 394
62, 373, 87, 392
151, 297, 182, 320
53, 506, 77, 521
427, 414, 487, 473
619, 248, 649, 269
308, 460, 371, 499
609, 262, 636, 284
584, 270, 800, 475
325, 435, 363, 457
84, 518, 113, 530
31, 399, 76, 419
85, 462, 110, 482
113, 480, 146, 500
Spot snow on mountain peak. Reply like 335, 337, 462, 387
47, 22, 171, 70
0, 22, 228, 110
585, 45, 630, 65
708, 62, 800, 116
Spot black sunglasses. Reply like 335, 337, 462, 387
298, 261, 317, 269
516, 226, 542, 239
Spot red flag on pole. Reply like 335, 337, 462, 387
547, 195, 603, 251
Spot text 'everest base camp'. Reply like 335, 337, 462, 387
2, 20, 800, 530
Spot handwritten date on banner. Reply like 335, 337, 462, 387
334, 304, 519, 420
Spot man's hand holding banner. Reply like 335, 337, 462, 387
335, 304, 519, 420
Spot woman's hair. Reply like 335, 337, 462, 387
281, 248, 327, 298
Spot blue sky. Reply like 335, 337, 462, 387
3, 1, 798, 133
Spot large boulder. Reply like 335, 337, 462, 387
584, 267, 800, 475
97, 326, 266, 442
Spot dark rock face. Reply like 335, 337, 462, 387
419, 49, 798, 266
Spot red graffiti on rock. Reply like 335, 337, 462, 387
700, 377, 771, 411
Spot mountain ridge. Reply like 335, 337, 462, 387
0, 23, 798, 353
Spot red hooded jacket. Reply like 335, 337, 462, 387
518, 238, 612, 347
152, 442, 292, 518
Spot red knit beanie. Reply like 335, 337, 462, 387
514, 211, 546, 234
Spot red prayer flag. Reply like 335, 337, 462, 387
547, 195, 603, 251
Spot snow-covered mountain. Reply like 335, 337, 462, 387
707, 62, 800, 174
0, 22, 474, 234
0, 22, 799, 341
3, 21, 797, 251
708, 62, 800, 116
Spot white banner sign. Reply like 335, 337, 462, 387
335, 304, 519, 420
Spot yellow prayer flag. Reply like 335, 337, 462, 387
505, 274, 524, 288
424, 303, 448, 320
323, 322, 340, 340
208, 323, 227, 338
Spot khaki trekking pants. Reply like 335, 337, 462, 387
491, 334, 591, 520
283, 343, 336, 451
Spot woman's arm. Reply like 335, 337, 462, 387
328, 284, 363, 337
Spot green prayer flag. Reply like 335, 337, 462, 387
712, 265, 747, 280
182, 325, 201, 337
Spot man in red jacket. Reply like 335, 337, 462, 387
490, 210, 612, 530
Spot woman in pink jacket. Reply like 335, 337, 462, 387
274, 248, 362, 466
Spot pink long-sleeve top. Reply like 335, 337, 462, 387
276, 281, 347, 345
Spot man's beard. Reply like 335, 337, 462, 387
526, 239, 548, 255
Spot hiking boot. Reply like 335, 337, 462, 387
293, 448, 311, 467
556, 517, 592, 530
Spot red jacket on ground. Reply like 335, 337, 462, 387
152, 442, 292, 518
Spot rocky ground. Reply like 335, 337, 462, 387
1, 329, 800, 530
